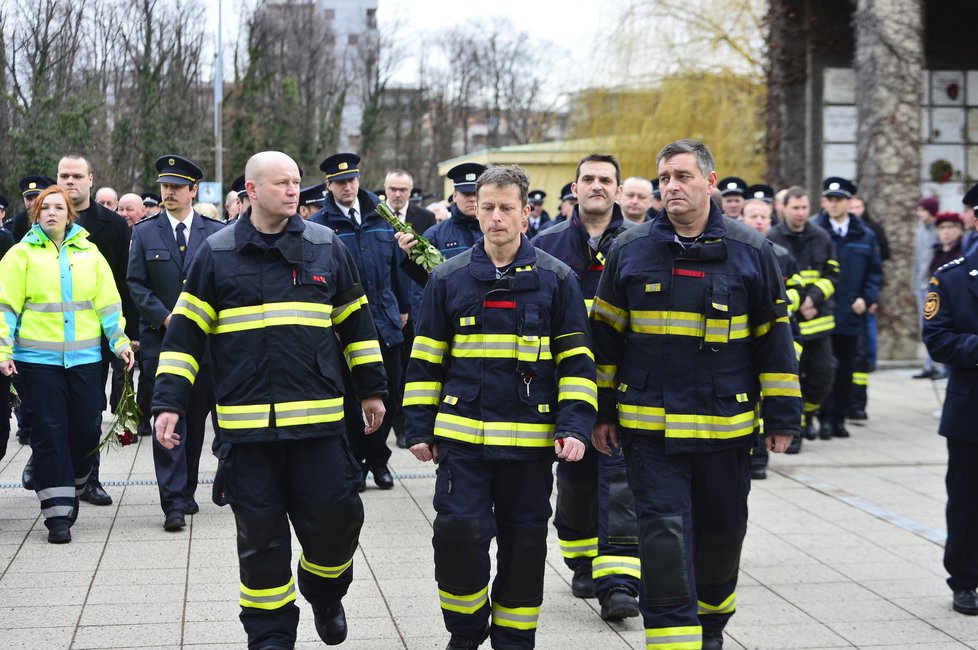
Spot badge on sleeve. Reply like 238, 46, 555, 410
923, 291, 940, 320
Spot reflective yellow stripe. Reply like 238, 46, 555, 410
156, 351, 199, 383
813, 277, 835, 299
630, 311, 750, 340
555, 345, 593, 363
450, 334, 552, 360
438, 586, 488, 614
646, 625, 702, 650
491, 602, 540, 630
852, 371, 868, 387
239, 578, 297, 610
459, 316, 477, 327
411, 336, 449, 364
592, 555, 642, 579
752, 315, 789, 338
618, 404, 757, 440
275, 398, 344, 426
216, 403, 270, 430
558, 376, 597, 409
331, 294, 367, 325
799, 314, 835, 336
559, 536, 598, 558
597, 364, 617, 389
214, 301, 332, 334
698, 592, 736, 615
804, 401, 821, 414
299, 552, 353, 579
591, 296, 628, 332
344, 340, 383, 367
760, 372, 801, 398
794, 340, 803, 360
173, 292, 216, 333
403, 381, 442, 406
618, 403, 666, 430
434, 413, 554, 447
553, 332, 593, 364
799, 269, 820, 279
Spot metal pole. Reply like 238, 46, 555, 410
214, 0, 224, 196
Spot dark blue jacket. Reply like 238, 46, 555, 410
127, 211, 225, 360
591, 204, 801, 453
311, 190, 408, 347
922, 251, 978, 441
814, 212, 883, 337
403, 235, 596, 460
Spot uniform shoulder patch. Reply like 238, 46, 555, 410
929, 276, 939, 286
936, 257, 965, 274
923, 291, 940, 320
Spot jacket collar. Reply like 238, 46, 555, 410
649, 200, 727, 242
469, 234, 538, 283
322, 190, 379, 224
815, 210, 867, 238
25, 222, 90, 248
234, 209, 307, 264
450, 204, 482, 232
568, 204, 628, 240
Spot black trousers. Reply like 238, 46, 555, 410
223, 435, 365, 649
143, 357, 215, 514
821, 334, 858, 425
344, 342, 401, 475
799, 335, 835, 417
945, 437, 978, 592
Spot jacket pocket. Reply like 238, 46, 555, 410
215, 355, 257, 402
316, 347, 346, 395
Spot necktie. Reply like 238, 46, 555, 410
350, 208, 358, 225
176, 222, 187, 263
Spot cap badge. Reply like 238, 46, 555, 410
465, 173, 476, 181
338, 162, 348, 171
28, 182, 36, 189
726, 182, 737, 189
829, 182, 840, 190
754, 191, 763, 198
971, 270, 978, 277
169, 158, 175, 166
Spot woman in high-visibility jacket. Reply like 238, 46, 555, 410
0, 186, 133, 544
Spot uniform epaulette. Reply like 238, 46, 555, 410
301, 220, 335, 245
936, 257, 966, 274
134, 214, 161, 226
724, 216, 768, 250
533, 248, 572, 280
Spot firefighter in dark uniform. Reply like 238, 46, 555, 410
716, 176, 747, 219
922, 244, 978, 617
768, 186, 838, 441
404, 165, 595, 650
153, 151, 387, 649
532, 154, 640, 618
127, 155, 225, 531
591, 140, 801, 650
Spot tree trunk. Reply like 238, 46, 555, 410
853, 0, 923, 360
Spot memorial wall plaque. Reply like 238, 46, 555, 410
921, 144, 965, 182
921, 181, 966, 210
931, 108, 966, 143
823, 68, 855, 105
968, 71, 978, 107
823, 106, 857, 143
922, 109, 930, 141
969, 146, 978, 183
968, 109, 978, 143
932, 70, 965, 106
823, 144, 857, 180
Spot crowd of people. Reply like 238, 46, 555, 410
0, 140, 975, 650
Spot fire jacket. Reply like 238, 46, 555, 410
403, 236, 596, 460
591, 206, 802, 453
152, 212, 387, 443
768, 221, 838, 340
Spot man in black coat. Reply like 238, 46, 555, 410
128, 155, 225, 531
56, 153, 139, 505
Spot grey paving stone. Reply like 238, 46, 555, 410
72, 623, 183, 649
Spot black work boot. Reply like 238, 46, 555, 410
785, 434, 802, 454
312, 601, 347, 645
446, 622, 489, 649
702, 630, 724, 650
599, 587, 640, 621
571, 565, 595, 598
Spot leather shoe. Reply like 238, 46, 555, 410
446, 622, 489, 649
163, 511, 186, 531
600, 587, 640, 621
571, 565, 595, 598
22, 455, 35, 491
833, 422, 850, 438
80, 479, 112, 506
48, 526, 71, 544
750, 466, 767, 480
785, 435, 802, 454
847, 409, 868, 421
953, 589, 978, 615
373, 468, 395, 490
185, 499, 199, 515
818, 421, 834, 440
912, 368, 936, 379
702, 631, 724, 649
312, 602, 347, 645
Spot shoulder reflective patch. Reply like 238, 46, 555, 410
645, 283, 662, 292
923, 291, 940, 320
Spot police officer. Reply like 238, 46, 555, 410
532, 154, 639, 618
649, 178, 663, 215
716, 176, 747, 219
591, 139, 801, 650
231, 175, 249, 216
547, 182, 576, 230
922, 242, 978, 616
297, 183, 326, 219
526, 189, 550, 237
311, 153, 407, 491
142, 192, 163, 217
404, 164, 594, 650
127, 155, 224, 531
814, 177, 882, 439
768, 186, 838, 441
9, 175, 56, 242
154, 151, 387, 648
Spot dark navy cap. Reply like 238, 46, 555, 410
19, 175, 55, 198
447, 163, 486, 193
320, 153, 361, 182
560, 183, 575, 202
155, 154, 203, 186
0, 195, 8, 211
651, 178, 660, 198
528, 190, 546, 205
963, 183, 978, 210
141, 192, 161, 207
745, 184, 774, 202
718, 177, 747, 196
232, 175, 247, 199
410, 187, 424, 203
822, 177, 857, 198
299, 183, 326, 208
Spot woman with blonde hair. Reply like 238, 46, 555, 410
0, 185, 134, 544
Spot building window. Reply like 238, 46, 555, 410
348, 34, 359, 46
366, 8, 377, 29
324, 8, 335, 19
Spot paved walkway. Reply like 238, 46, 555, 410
0, 368, 973, 649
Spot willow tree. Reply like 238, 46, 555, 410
569, 0, 767, 180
